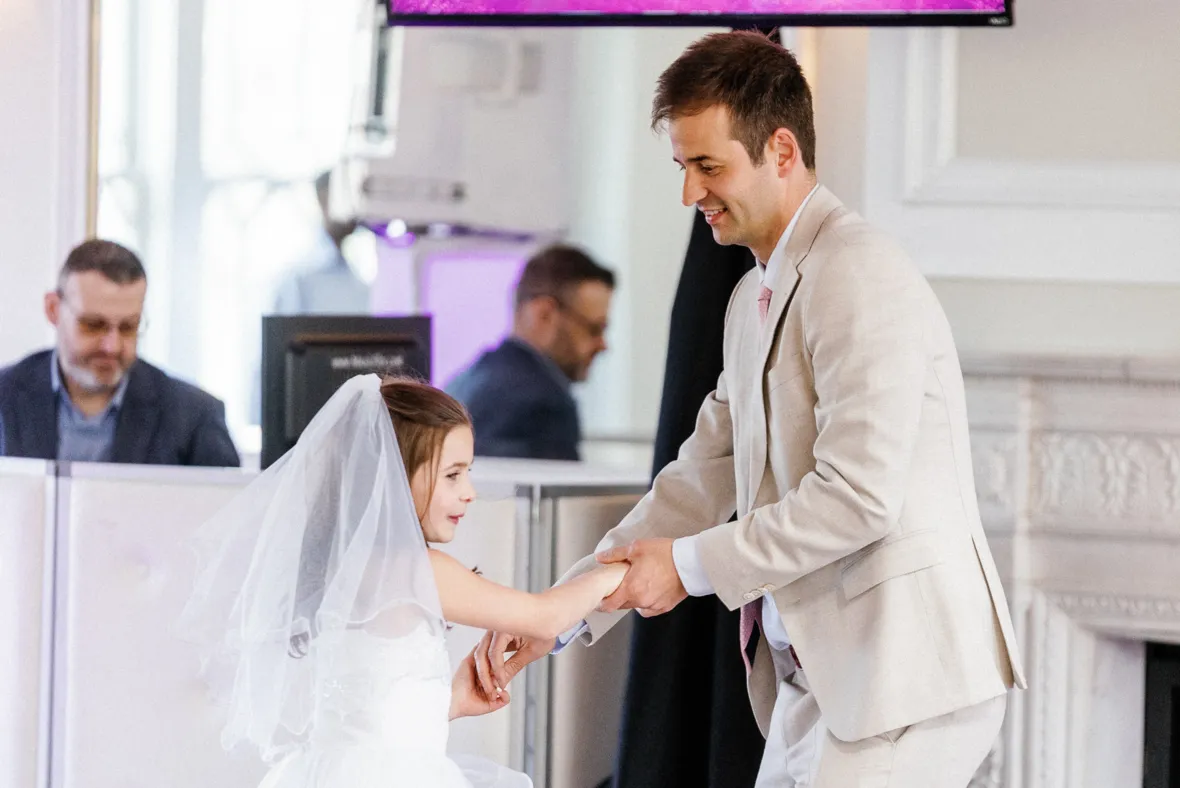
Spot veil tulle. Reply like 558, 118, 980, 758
178, 374, 443, 762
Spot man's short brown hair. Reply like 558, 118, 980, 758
651, 31, 816, 170
514, 245, 615, 311
57, 239, 147, 292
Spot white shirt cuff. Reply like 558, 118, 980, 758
672, 535, 715, 597
550, 620, 589, 654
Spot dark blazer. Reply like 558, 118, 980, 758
445, 338, 580, 462
0, 350, 241, 467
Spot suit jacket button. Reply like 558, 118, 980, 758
743, 591, 757, 601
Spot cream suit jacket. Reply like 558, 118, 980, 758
560, 186, 1027, 742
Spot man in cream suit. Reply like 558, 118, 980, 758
475, 31, 1026, 786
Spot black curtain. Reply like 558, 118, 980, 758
609, 210, 760, 788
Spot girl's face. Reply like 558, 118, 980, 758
411, 426, 476, 543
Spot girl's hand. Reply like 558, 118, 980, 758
594, 562, 629, 599
449, 648, 511, 721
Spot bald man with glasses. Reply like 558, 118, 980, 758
0, 239, 240, 467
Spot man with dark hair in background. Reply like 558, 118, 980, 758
0, 239, 240, 467
446, 244, 615, 461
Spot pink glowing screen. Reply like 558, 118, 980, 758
420, 250, 529, 388
390, 0, 1005, 17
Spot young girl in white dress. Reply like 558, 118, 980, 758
181, 374, 625, 787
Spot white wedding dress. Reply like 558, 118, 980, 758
180, 376, 531, 787
258, 624, 531, 788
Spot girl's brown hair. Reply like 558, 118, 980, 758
380, 375, 472, 517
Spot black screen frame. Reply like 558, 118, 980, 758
260, 315, 432, 470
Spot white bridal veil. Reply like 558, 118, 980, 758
179, 374, 444, 762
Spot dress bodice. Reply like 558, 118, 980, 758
309, 625, 452, 754
257, 624, 530, 788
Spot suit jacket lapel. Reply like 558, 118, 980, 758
745, 187, 844, 507
746, 270, 799, 507
110, 363, 158, 464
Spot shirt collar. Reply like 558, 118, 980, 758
50, 349, 132, 411
759, 183, 821, 285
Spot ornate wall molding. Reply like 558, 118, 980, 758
961, 355, 1180, 387
1045, 592, 1180, 627
961, 360, 1180, 786
897, 28, 1180, 212
1031, 432, 1180, 526
895, 29, 1180, 212
864, 30, 1180, 282
970, 430, 1019, 524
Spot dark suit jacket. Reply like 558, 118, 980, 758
0, 350, 241, 467
445, 338, 580, 461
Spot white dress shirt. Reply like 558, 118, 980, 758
555, 185, 821, 654
671, 184, 819, 653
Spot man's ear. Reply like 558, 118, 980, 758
522, 296, 560, 328
769, 128, 802, 175
44, 290, 61, 327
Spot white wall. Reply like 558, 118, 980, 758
567, 27, 724, 439
0, 0, 90, 366
955, 0, 1180, 163
931, 278, 1180, 360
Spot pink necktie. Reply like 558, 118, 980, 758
739, 283, 774, 674
739, 595, 763, 674
757, 285, 772, 322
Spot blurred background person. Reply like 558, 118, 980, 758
446, 244, 615, 461
0, 239, 240, 467
271, 169, 371, 316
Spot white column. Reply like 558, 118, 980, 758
0, 0, 91, 366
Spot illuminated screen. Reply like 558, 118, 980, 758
386, 0, 1011, 26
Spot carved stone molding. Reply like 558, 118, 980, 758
1003, 590, 1158, 788
960, 361, 1180, 787
970, 430, 1019, 522
962, 354, 1180, 387
1031, 432, 1180, 526
1045, 592, 1180, 626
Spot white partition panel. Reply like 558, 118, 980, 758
52, 464, 261, 788
0, 459, 53, 788
43, 458, 647, 788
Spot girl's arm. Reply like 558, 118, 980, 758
428, 549, 626, 640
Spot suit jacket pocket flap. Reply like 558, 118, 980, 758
841, 529, 945, 600
766, 351, 806, 391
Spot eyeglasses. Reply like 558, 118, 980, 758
57, 293, 147, 339
553, 298, 608, 340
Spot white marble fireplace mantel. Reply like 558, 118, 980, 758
961, 354, 1180, 788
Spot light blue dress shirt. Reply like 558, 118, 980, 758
51, 351, 131, 463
